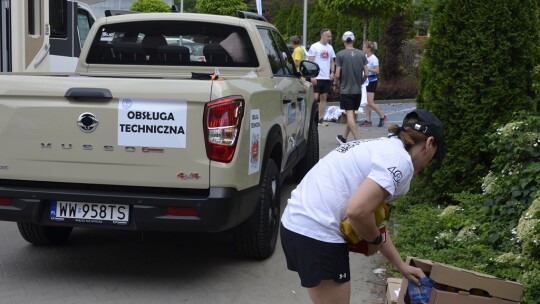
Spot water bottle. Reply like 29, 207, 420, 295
408, 277, 434, 304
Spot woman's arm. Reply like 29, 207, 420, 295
369, 65, 380, 74
379, 232, 425, 286
346, 178, 387, 246
346, 178, 426, 286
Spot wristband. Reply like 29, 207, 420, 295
368, 234, 384, 245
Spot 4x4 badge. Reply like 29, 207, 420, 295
77, 112, 98, 133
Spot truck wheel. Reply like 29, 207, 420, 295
293, 119, 319, 182
233, 159, 280, 259
17, 222, 73, 246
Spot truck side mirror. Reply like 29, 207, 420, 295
300, 61, 319, 78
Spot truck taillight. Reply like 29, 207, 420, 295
0, 198, 12, 206
204, 96, 244, 163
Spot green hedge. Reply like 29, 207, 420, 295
392, 113, 539, 302
414, 0, 540, 201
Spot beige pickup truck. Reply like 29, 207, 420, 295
0, 11, 319, 259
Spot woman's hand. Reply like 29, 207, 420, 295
400, 265, 426, 286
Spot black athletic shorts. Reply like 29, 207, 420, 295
280, 224, 350, 288
340, 94, 361, 111
366, 80, 378, 93
314, 79, 332, 94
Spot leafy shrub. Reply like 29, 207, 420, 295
482, 115, 540, 227
392, 115, 539, 303
400, 39, 424, 79
376, 77, 418, 100
517, 194, 540, 258
391, 194, 501, 270
534, 65, 540, 95
380, 13, 409, 82
195, 0, 247, 16
415, 0, 540, 201
130, 0, 171, 12
533, 65, 540, 112
521, 263, 540, 304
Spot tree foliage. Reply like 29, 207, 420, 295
411, 0, 436, 35
195, 0, 248, 16
319, 0, 411, 42
130, 0, 171, 12
273, 1, 363, 50
285, 4, 303, 39
173, 0, 196, 12
319, 0, 409, 16
413, 0, 540, 201
380, 13, 410, 81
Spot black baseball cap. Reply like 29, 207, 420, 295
402, 109, 445, 162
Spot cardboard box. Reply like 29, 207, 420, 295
387, 278, 402, 304
397, 257, 523, 304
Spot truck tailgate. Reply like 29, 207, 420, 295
0, 75, 212, 189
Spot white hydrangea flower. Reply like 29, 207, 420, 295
516, 197, 540, 255
435, 231, 454, 243
494, 252, 522, 265
456, 226, 477, 241
439, 205, 462, 218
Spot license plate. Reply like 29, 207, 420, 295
50, 201, 129, 225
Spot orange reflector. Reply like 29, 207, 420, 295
0, 198, 12, 206
167, 207, 198, 217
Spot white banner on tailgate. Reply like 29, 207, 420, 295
118, 98, 187, 148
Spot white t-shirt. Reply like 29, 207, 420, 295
308, 41, 336, 80
367, 54, 379, 82
281, 137, 414, 243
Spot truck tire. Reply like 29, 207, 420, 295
233, 159, 280, 259
293, 118, 319, 182
17, 222, 73, 246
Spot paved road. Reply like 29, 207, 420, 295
322, 101, 417, 143
0, 102, 414, 304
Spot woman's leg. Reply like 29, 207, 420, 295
367, 92, 384, 118
364, 103, 372, 123
367, 91, 388, 127
307, 280, 351, 304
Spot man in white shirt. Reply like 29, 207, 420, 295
308, 29, 336, 126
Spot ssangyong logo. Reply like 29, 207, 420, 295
77, 112, 98, 133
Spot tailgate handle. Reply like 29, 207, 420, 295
65, 88, 113, 101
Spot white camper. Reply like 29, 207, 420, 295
0, 0, 96, 72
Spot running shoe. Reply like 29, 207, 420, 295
359, 120, 372, 127
378, 115, 388, 127
336, 135, 346, 144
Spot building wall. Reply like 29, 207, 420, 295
81, 0, 174, 18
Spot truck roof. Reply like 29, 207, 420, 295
98, 12, 276, 30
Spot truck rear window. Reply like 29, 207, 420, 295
86, 21, 259, 67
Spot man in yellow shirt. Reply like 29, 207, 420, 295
290, 35, 305, 72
